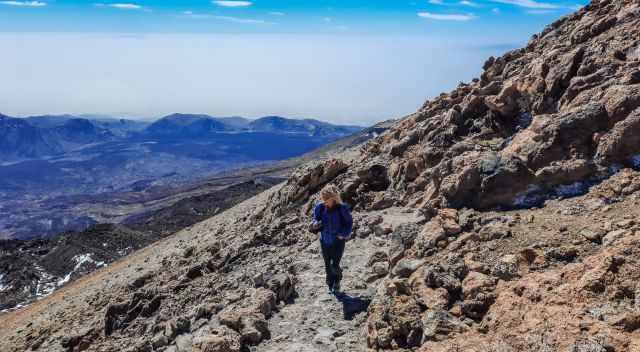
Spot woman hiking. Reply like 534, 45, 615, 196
310, 184, 353, 294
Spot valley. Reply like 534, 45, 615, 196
0, 113, 363, 239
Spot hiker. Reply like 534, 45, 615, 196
309, 184, 353, 294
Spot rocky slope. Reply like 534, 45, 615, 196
0, 120, 390, 315
0, 179, 277, 312
1, 1, 640, 351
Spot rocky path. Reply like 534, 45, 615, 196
257, 234, 378, 351
257, 207, 422, 352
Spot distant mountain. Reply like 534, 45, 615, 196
80, 115, 151, 137
0, 114, 62, 160
0, 113, 364, 162
1, 114, 143, 160
28, 114, 150, 138
144, 113, 228, 137
21, 115, 115, 151
143, 114, 363, 138
248, 116, 362, 136
24, 114, 79, 128
45, 118, 115, 147
214, 116, 251, 129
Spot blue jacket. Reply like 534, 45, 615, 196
313, 202, 353, 245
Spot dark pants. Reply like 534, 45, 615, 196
320, 239, 345, 288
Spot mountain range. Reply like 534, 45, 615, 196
0, 113, 364, 239
0, 113, 362, 161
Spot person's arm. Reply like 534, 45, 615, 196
313, 203, 322, 222
308, 203, 323, 234
337, 205, 353, 240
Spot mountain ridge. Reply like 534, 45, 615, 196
1, 113, 365, 161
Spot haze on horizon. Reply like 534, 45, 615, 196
0, 0, 586, 126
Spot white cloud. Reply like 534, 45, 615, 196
181, 11, 271, 23
111, 3, 141, 9
490, 0, 558, 9
182, 11, 213, 19
213, 1, 252, 7
417, 12, 476, 21
212, 15, 273, 24
428, 0, 444, 4
459, 1, 479, 7
95, 3, 143, 10
268, 11, 285, 16
0, 1, 46, 6
491, 7, 500, 13
527, 9, 555, 14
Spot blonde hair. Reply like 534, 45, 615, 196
320, 184, 342, 204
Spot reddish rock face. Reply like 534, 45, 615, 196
297, 0, 640, 214
360, 1, 640, 350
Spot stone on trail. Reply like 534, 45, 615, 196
421, 309, 469, 342
602, 229, 631, 246
579, 228, 606, 243
392, 258, 425, 278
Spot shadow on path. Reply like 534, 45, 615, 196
335, 292, 371, 320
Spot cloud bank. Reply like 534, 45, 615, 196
0, 33, 513, 125
95, 3, 143, 10
213, 1, 252, 8
418, 12, 476, 21
490, 0, 558, 9
0, 1, 46, 7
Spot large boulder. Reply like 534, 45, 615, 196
502, 103, 608, 171
264, 158, 348, 216
265, 273, 295, 303
250, 288, 277, 318
596, 108, 640, 164
388, 223, 421, 265
366, 295, 424, 349
192, 326, 241, 352
356, 164, 391, 192
413, 220, 447, 256
392, 259, 425, 279
219, 309, 270, 346
461, 272, 497, 319
421, 309, 469, 342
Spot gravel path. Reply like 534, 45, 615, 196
257, 234, 379, 352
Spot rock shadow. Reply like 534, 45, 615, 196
335, 292, 371, 320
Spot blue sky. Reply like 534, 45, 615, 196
0, 0, 585, 35
0, 1, 587, 124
